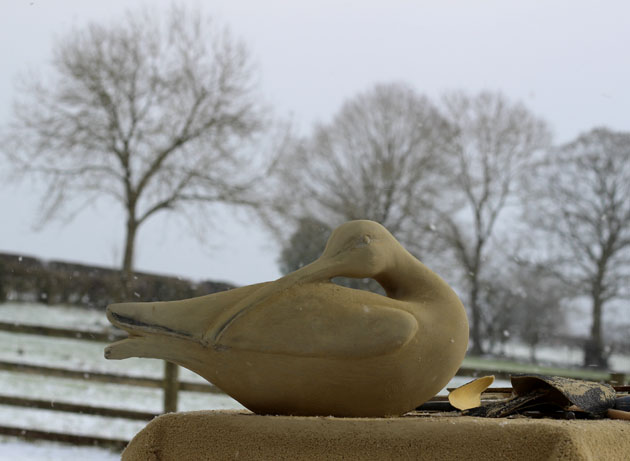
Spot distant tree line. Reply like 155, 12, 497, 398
0, 252, 232, 309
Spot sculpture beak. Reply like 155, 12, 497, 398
284, 254, 349, 284
105, 299, 209, 359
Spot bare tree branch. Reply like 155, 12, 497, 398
270, 82, 455, 259
434, 90, 552, 355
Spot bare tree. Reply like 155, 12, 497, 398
274, 83, 454, 258
432, 91, 551, 355
526, 128, 630, 368
2, 5, 268, 296
512, 266, 566, 363
278, 217, 331, 275
479, 263, 565, 362
476, 272, 518, 356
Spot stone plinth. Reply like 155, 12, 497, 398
123, 410, 629, 461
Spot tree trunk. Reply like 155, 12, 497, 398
468, 231, 486, 356
529, 344, 537, 364
163, 361, 179, 413
584, 295, 607, 369
120, 216, 138, 300
469, 274, 484, 356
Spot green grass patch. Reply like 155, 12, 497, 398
462, 356, 610, 381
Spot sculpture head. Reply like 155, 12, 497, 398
294, 220, 403, 282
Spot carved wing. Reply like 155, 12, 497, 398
215, 284, 418, 359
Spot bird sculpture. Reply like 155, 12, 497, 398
105, 220, 469, 417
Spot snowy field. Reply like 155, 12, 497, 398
0, 302, 626, 460
0, 436, 121, 461
0, 302, 245, 460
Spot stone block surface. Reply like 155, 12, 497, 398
123, 410, 630, 461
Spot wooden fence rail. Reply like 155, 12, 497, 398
0, 360, 222, 393
0, 425, 129, 451
0, 320, 222, 450
0, 394, 158, 420
0, 320, 125, 342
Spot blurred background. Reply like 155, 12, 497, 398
0, 0, 628, 458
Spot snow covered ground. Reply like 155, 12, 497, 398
484, 342, 630, 373
0, 436, 120, 461
0, 302, 245, 459
0, 303, 111, 331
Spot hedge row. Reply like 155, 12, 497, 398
0, 252, 233, 309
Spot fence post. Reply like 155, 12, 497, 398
609, 372, 627, 386
163, 361, 179, 413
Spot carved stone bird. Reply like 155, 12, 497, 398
105, 220, 468, 417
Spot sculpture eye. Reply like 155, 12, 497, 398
355, 235, 371, 248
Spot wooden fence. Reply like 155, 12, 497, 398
0, 320, 627, 451
0, 320, 220, 451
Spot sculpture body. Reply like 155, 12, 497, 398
105, 220, 468, 417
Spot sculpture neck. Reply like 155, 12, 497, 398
375, 252, 448, 302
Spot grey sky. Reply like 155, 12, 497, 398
1, 0, 628, 286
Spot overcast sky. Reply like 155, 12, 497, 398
1, 0, 628, 286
